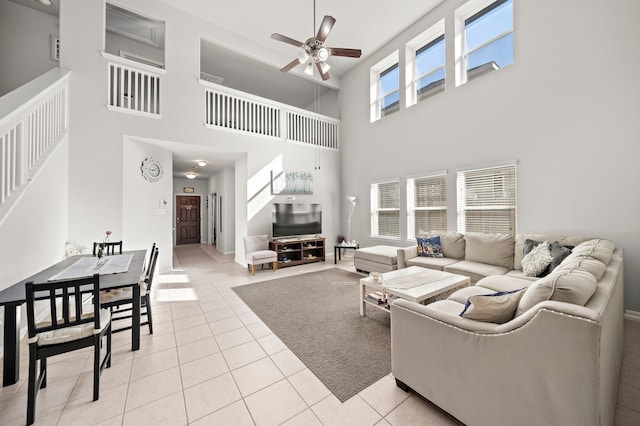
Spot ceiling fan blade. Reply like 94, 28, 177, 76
280, 58, 301, 72
316, 62, 331, 81
271, 33, 304, 48
329, 47, 362, 58
316, 15, 336, 43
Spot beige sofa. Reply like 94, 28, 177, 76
391, 232, 624, 426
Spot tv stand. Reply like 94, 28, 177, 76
270, 236, 325, 268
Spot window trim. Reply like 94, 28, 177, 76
370, 178, 401, 240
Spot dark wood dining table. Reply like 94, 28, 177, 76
0, 249, 147, 387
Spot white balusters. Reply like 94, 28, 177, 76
107, 62, 161, 116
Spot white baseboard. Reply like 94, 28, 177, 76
624, 309, 640, 321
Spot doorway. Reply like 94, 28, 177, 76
176, 195, 201, 245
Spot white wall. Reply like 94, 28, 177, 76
339, 0, 640, 310
0, 0, 59, 96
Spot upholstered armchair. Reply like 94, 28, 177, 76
244, 235, 278, 276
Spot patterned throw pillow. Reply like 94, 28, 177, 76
522, 241, 553, 277
416, 236, 444, 258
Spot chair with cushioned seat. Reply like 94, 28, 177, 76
100, 245, 158, 334
25, 273, 112, 425
244, 235, 278, 276
92, 240, 123, 256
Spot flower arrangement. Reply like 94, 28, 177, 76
97, 230, 112, 258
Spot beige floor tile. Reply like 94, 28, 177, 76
183, 372, 242, 422
244, 379, 308, 426
130, 347, 179, 381
0, 376, 77, 422
173, 312, 208, 332
222, 340, 268, 370
199, 298, 230, 313
288, 368, 332, 406
311, 394, 382, 426
281, 408, 323, 426
125, 367, 183, 411
359, 374, 412, 417
133, 332, 177, 358
57, 383, 128, 426
151, 310, 173, 325
257, 334, 287, 355
69, 360, 132, 401
174, 323, 213, 346
189, 399, 255, 426
209, 316, 245, 335
271, 349, 306, 377
180, 352, 229, 389
232, 357, 285, 397
205, 306, 240, 323
123, 391, 187, 426
171, 305, 204, 321
238, 311, 262, 326
177, 336, 220, 365
384, 394, 459, 426
215, 326, 255, 350
246, 321, 273, 339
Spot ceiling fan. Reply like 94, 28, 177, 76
271, 14, 362, 81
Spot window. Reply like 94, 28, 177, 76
371, 179, 400, 239
370, 51, 399, 122
407, 172, 447, 239
405, 20, 446, 107
455, 0, 513, 85
456, 162, 517, 233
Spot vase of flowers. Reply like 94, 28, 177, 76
97, 230, 112, 259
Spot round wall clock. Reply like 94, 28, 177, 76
141, 157, 164, 183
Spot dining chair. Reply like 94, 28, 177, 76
25, 273, 112, 425
244, 235, 278, 276
100, 245, 158, 334
93, 240, 123, 256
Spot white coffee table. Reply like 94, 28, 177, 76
359, 266, 470, 316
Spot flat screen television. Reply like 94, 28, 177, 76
272, 203, 322, 238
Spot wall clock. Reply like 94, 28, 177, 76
141, 157, 164, 183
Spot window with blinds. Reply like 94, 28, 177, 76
407, 173, 447, 239
370, 179, 400, 239
456, 163, 516, 233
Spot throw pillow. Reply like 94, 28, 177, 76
521, 241, 552, 277
547, 241, 572, 273
416, 236, 444, 258
459, 288, 526, 324
523, 238, 542, 255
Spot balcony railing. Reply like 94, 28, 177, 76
0, 68, 69, 209
203, 81, 339, 150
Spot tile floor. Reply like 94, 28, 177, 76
0, 244, 639, 425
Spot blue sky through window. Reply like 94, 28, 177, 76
465, 0, 513, 69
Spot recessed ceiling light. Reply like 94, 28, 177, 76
197, 161, 207, 167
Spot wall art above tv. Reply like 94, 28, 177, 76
270, 170, 313, 195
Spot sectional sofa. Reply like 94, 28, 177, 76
391, 232, 624, 426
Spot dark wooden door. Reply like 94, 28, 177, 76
176, 195, 201, 245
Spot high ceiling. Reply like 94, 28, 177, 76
10, 0, 445, 179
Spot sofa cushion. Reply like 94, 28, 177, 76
474, 275, 534, 293
521, 241, 552, 277
444, 260, 509, 285
354, 246, 398, 265
460, 288, 526, 324
554, 255, 607, 281
569, 239, 615, 265
424, 231, 465, 260
464, 232, 514, 269
505, 270, 540, 281
515, 268, 598, 316
406, 256, 459, 271
416, 236, 444, 257
513, 234, 590, 270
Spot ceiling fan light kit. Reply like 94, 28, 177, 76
271, 13, 361, 81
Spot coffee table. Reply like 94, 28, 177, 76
359, 266, 470, 317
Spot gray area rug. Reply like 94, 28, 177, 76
233, 268, 391, 402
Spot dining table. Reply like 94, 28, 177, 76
0, 249, 147, 387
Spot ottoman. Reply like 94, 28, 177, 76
354, 245, 399, 273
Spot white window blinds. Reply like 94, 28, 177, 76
456, 163, 517, 233
407, 173, 447, 238
371, 180, 400, 238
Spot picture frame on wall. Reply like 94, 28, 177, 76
183, 187, 194, 193
270, 170, 313, 195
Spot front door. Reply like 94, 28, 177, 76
176, 195, 201, 245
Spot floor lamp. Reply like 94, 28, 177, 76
346, 196, 357, 244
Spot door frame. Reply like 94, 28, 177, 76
174, 193, 205, 246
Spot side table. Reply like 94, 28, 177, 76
334, 243, 359, 264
